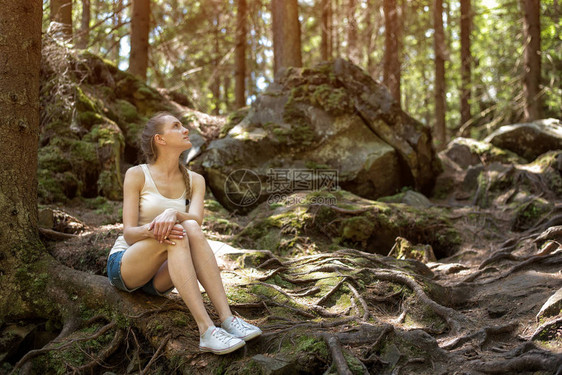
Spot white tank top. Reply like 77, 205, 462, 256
138, 164, 190, 226
109, 164, 191, 255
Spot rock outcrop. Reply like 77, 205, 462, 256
199, 59, 441, 212
484, 118, 562, 161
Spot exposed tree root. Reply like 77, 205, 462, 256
441, 323, 518, 350
361, 269, 470, 335
530, 316, 562, 341
346, 282, 370, 321
11, 321, 117, 374
321, 333, 354, 375
535, 225, 562, 246
316, 276, 349, 305
459, 266, 498, 283
140, 333, 171, 375
481, 249, 562, 284
471, 351, 562, 374
75, 327, 124, 373
479, 251, 520, 269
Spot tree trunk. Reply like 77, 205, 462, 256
383, 0, 401, 102
433, 0, 447, 149
334, 0, 341, 57
77, 0, 91, 49
50, 0, 73, 40
272, 0, 303, 78
129, 0, 150, 81
321, 0, 332, 61
365, 0, 378, 77
212, 17, 221, 115
347, 0, 358, 64
112, 0, 123, 65
235, 0, 247, 109
0, 0, 42, 317
520, 0, 543, 121
460, 0, 472, 132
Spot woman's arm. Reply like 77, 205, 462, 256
148, 171, 206, 242
122, 166, 152, 245
121, 166, 186, 245
176, 172, 205, 225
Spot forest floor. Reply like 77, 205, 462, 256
33, 169, 562, 375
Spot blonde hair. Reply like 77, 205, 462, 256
140, 112, 191, 198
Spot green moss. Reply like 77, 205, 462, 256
221, 107, 250, 138
340, 216, 374, 242
77, 111, 104, 127
75, 86, 97, 113
69, 139, 98, 165
97, 170, 122, 201
295, 336, 329, 357
38, 170, 69, 203
134, 85, 160, 101
309, 85, 353, 116
115, 99, 139, 122
38, 145, 72, 172
512, 197, 552, 231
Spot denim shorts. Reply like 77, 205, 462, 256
107, 250, 173, 297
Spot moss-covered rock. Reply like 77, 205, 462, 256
198, 59, 439, 212
38, 42, 199, 203
236, 190, 461, 258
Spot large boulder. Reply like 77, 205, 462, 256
38, 36, 219, 203
484, 118, 562, 161
198, 59, 440, 212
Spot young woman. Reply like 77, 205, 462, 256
107, 112, 261, 355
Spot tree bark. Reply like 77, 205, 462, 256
0, 0, 42, 317
321, 0, 332, 61
129, 0, 150, 81
460, 0, 472, 132
77, 0, 91, 49
520, 0, 543, 121
112, 0, 123, 65
347, 0, 358, 64
272, 0, 303, 78
383, 0, 401, 103
235, 0, 247, 109
433, 0, 447, 149
50, 0, 73, 40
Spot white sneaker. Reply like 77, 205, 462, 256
199, 326, 245, 355
221, 316, 262, 341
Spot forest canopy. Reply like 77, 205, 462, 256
43, 0, 561, 137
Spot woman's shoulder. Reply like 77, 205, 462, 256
189, 170, 205, 184
124, 165, 146, 188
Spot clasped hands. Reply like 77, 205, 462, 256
147, 208, 186, 245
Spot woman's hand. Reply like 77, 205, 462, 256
148, 209, 183, 243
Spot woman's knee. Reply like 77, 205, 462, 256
182, 220, 203, 236
168, 236, 190, 251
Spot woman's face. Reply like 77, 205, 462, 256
158, 115, 192, 150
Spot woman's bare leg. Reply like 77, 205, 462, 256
181, 220, 233, 323
120, 238, 214, 334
